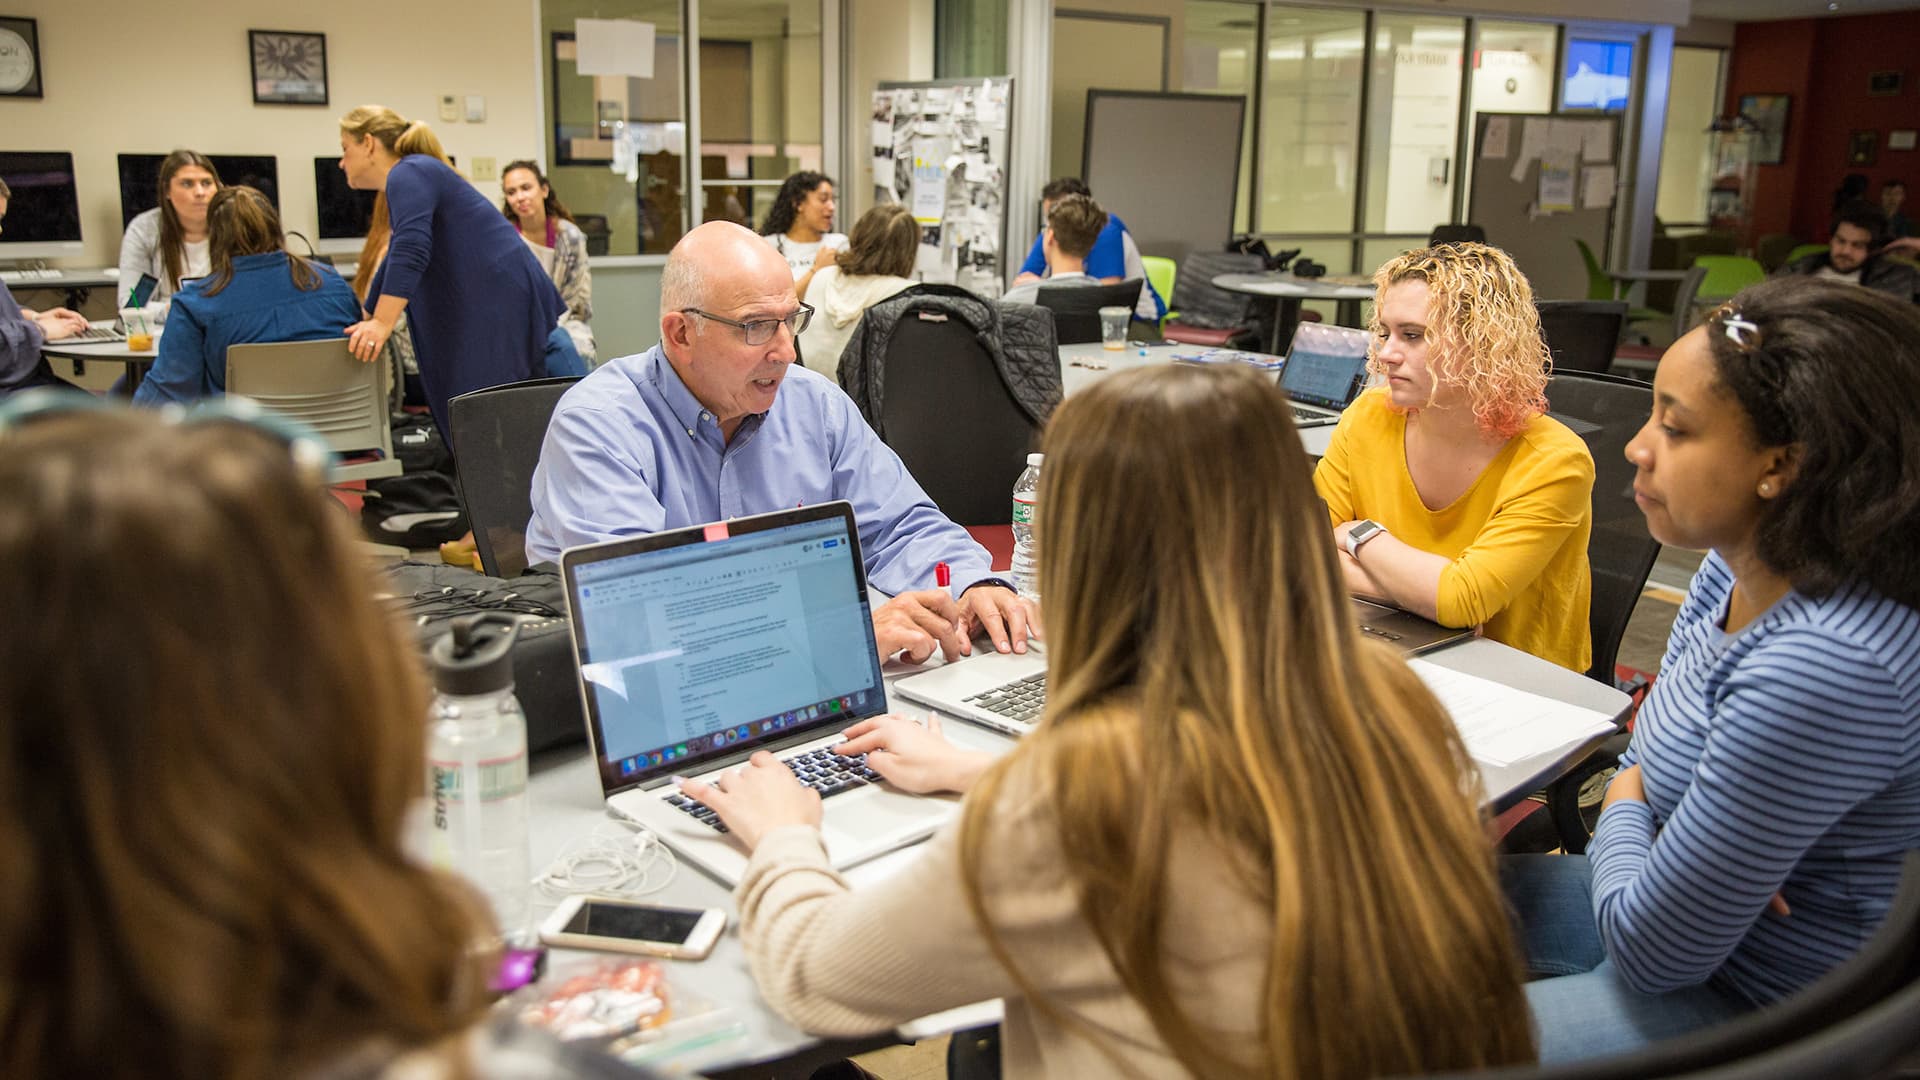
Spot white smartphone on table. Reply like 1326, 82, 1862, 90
539, 896, 727, 960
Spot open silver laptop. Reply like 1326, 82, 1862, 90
1280, 322, 1373, 426
561, 503, 990, 886
895, 599, 1469, 738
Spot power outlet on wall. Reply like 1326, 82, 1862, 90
471, 157, 497, 182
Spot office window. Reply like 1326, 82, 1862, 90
1257, 9, 1365, 235
1183, 1, 1259, 235
935, 0, 1007, 79
1362, 14, 1465, 236
1462, 21, 1556, 210
538, 0, 828, 255
1655, 46, 1725, 227
698, 0, 824, 232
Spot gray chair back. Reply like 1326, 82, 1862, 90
225, 338, 398, 482
1537, 300, 1628, 375
448, 377, 580, 578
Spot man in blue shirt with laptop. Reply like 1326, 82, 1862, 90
526, 221, 1035, 664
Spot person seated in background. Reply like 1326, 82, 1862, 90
0, 397, 653, 1079
1774, 200, 1920, 302
526, 221, 1034, 663
133, 187, 361, 407
796, 202, 918, 380
0, 178, 87, 394
118, 149, 222, 311
677, 363, 1535, 1078
1008, 177, 1161, 321
1883, 179, 1913, 239
759, 171, 846, 300
1315, 243, 1594, 673
502, 159, 597, 365
1507, 279, 1920, 1062
998, 194, 1108, 307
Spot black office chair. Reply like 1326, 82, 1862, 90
1409, 850, 1920, 1080
870, 306, 1043, 525
1033, 278, 1143, 345
1428, 223, 1488, 246
1537, 300, 1629, 375
448, 376, 581, 578
1537, 370, 1659, 854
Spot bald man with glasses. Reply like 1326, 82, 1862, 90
527, 221, 1035, 662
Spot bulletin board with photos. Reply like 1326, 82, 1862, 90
872, 77, 1015, 298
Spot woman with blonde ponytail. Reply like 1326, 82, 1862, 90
679, 363, 1536, 1078
335, 105, 572, 439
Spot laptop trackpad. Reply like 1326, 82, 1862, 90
820, 786, 955, 855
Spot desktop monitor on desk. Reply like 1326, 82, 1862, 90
117, 154, 281, 227
0, 151, 84, 262
312, 156, 378, 255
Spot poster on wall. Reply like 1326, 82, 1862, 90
872, 77, 1014, 298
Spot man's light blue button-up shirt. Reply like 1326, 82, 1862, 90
525, 345, 993, 597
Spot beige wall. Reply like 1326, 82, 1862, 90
0, 0, 543, 269
842, 0, 935, 222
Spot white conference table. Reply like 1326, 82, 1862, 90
1211, 271, 1377, 353
41, 327, 159, 396
524, 616, 1628, 1077
1059, 340, 1339, 457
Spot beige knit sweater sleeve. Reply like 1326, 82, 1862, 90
733, 782, 1100, 1039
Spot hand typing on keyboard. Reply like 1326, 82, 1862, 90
673, 752, 826, 850
836, 714, 993, 795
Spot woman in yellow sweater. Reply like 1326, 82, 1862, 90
1315, 243, 1594, 672
680, 364, 1534, 1078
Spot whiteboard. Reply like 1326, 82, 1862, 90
1081, 90, 1245, 264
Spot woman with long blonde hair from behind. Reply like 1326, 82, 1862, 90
1315, 242, 1595, 672
680, 363, 1535, 1078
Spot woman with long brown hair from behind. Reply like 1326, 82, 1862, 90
679, 363, 1535, 1078
794, 202, 918, 381
0, 400, 656, 1079
132, 186, 360, 406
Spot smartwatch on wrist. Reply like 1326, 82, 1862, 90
1344, 520, 1386, 559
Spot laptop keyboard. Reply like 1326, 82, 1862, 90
964, 672, 1048, 725
663, 746, 880, 833
67, 326, 126, 343
1291, 405, 1330, 422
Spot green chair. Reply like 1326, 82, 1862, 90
1576, 238, 1664, 325
1692, 254, 1767, 304
1786, 242, 1829, 266
1141, 255, 1177, 328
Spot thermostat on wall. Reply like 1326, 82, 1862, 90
439, 94, 459, 122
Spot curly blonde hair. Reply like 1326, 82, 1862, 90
1370, 243, 1550, 438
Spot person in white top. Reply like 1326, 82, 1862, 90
796, 203, 919, 381
117, 149, 222, 311
759, 171, 847, 300
999, 195, 1109, 307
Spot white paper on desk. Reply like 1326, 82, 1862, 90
1409, 659, 1616, 769
1511, 117, 1548, 182
1581, 165, 1616, 209
1481, 116, 1511, 159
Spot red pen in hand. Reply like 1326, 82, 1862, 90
935, 562, 951, 588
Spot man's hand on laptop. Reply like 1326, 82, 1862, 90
835, 714, 991, 795
959, 585, 1040, 655
675, 753, 821, 850
873, 590, 972, 663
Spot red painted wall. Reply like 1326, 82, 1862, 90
1724, 11, 1920, 244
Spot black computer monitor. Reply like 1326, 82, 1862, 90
117, 153, 281, 226
313, 156, 377, 240
0, 151, 84, 259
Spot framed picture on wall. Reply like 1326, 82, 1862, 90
1739, 93, 1791, 166
1869, 71, 1902, 96
0, 16, 44, 99
250, 29, 328, 106
1848, 130, 1879, 167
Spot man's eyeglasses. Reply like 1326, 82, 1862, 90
679, 303, 813, 346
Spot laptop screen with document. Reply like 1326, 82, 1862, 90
563, 504, 887, 794
1280, 322, 1373, 411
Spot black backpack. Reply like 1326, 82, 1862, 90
360, 414, 469, 547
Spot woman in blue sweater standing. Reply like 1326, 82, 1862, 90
133, 186, 361, 406
336, 106, 568, 436
1509, 277, 1920, 1061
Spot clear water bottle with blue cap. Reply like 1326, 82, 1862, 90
1010, 453, 1042, 601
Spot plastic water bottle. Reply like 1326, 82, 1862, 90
426, 613, 533, 942
1010, 453, 1042, 601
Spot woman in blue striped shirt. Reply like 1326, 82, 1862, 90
1507, 278, 1920, 1061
